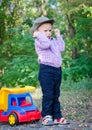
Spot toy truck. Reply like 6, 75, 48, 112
0, 86, 41, 126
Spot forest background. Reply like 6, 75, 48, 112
0, 0, 92, 89
0, 0, 92, 124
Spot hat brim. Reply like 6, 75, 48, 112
30, 19, 55, 36
38, 19, 55, 25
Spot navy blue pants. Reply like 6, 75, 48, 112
38, 64, 62, 119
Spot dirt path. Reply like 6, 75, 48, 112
0, 120, 92, 130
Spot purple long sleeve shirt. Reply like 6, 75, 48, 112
34, 32, 65, 68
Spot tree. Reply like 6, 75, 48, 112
56, 0, 92, 59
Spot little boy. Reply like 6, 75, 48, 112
30, 16, 69, 126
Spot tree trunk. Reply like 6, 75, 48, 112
68, 24, 78, 59
40, 0, 47, 16
66, 14, 78, 59
0, 18, 6, 44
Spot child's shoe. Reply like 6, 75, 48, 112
54, 118, 69, 125
42, 115, 54, 126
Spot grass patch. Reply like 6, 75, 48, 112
61, 77, 92, 94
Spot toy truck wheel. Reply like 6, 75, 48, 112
8, 112, 19, 126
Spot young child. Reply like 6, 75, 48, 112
30, 16, 69, 125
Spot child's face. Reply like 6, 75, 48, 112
38, 23, 52, 38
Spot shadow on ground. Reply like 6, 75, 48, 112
0, 120, 92, 130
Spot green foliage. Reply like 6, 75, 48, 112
0, 28, 39, 87
63, 54, 92, 81
1, 55, 39, 87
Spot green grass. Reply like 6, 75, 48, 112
61, 77, 92, 94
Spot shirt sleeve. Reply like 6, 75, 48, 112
56, 35, 65, 52
35, 32, 51, 49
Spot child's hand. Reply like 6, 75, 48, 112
33, 30, 39, 38
54, 29, 61, 36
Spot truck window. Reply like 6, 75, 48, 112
26, 96, 31, 103
18, 96, 32, 107
11, 98, 17, 106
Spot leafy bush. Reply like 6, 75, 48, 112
63, 54, 92, 82
1, 55, 39, 87
0, 28, 39, 87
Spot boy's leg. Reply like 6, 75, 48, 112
38, 64, 55, 117
52, 69, 70, 125
53, 69, 62, 119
